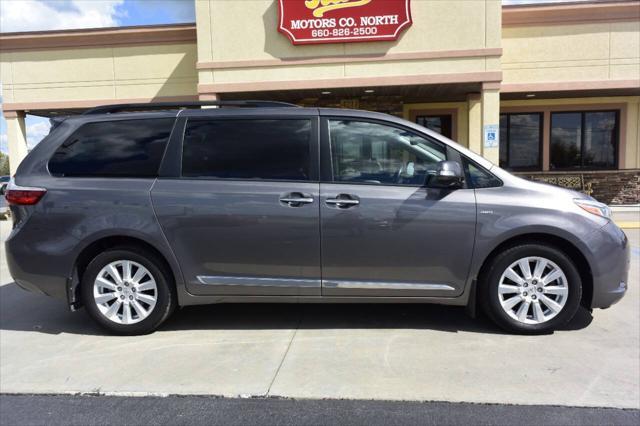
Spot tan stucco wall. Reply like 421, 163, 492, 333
196, 0, 502, 86
502, 20, 640, 84
0, 42, 198, 104
4, 114, 27, 176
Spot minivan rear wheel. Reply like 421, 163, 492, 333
480, 243, 582, 334
81, 248, 176, 335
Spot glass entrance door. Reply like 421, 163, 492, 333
415, 115, 453, 139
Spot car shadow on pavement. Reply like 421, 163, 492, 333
0, 282, 593, 336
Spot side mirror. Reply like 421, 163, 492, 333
0, 185, 5, 196
427, 160, 464, 189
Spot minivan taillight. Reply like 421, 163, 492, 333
4, 179, 46, 205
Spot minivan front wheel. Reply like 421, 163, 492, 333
81, 248, 176, 335
481, 244, 582, 334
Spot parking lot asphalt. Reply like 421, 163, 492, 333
1, 219, 638, 409
2, 394, 639, 426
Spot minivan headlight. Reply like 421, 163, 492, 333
574, 199, 611, 220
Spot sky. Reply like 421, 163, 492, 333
0, 0, 592, 154
0, 0, 195, 153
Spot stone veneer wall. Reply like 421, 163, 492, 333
583, 170, 640, 205
517, 170, 640, 205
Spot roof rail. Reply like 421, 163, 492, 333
82, 100, 300, 115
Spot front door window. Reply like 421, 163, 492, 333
329, 120, 446, 186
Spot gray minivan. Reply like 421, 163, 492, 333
3, 101, 629, 335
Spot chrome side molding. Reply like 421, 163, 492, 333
196, 276, 456, 292
322, 280, 456, 291
197, 275, 320, 288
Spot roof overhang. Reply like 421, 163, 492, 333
0, 23, 196, 52
502, 0, 640, 27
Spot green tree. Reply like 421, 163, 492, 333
0, 152, 10, 176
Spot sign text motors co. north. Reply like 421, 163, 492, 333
278, 0, 412, 45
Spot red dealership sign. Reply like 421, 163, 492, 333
278, 0, 412, 45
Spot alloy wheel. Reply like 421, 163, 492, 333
497, 256, 569, 325
93, 260, 158, 325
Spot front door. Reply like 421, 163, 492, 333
415, 114, 453, 139
152, 116, 321, 296
320, 118, 476, 297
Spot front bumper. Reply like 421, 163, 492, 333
587, 221, 630, 309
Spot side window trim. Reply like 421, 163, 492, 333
158, 116, 187, 178
320, 116, 448, 187
179, 116, 320, 182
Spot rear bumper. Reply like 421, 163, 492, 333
587, 221, 630, 309
5, 223, 70, 302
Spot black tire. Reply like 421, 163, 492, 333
480, 243, 582, 334
81, 247, 177, 335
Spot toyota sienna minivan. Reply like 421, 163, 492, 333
3, 101, 629, 335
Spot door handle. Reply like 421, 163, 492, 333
325, 194, 360, 208
279, 192, 314, 207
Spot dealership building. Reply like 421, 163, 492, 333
1, 0, 639, 204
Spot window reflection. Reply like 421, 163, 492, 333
584, 112, 616, 168
550, 111, 617, 170
182, 119, 312, 180
329, 120, 446, 186
499, 113, 542, 170
551, 113, 582, 169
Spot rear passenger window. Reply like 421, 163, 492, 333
49, 119, 175, 177
182, 119, 311, 181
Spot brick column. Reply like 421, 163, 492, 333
3, 111, 28, 176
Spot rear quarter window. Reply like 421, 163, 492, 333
48, 118, 175, 177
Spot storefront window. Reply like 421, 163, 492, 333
499, 113, 542, 171
550, 111, 618, 170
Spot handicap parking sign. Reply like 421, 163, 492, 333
484, 124, 498, 148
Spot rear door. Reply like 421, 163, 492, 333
319, 117, 476, 297
151, 111, 321, 296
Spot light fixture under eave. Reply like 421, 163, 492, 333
321, 91, 332, 95
525, 93, 536, 98
364, 89, 375, 94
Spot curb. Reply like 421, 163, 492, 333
615, 221, 640, 229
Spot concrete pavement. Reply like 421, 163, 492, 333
1, 220, 639, 408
